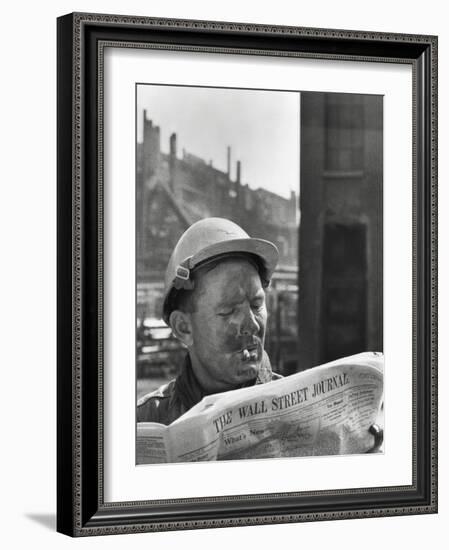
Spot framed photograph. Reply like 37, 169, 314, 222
57, 12, 437, 536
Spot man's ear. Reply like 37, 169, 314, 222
169, 309, 194, 347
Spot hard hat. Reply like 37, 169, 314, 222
162, 217, 279, 324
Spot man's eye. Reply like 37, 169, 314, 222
219, 308, 235, 317
251, 301, 264, 310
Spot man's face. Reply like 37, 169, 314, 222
186, 258, 267, 394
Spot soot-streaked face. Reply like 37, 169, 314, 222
187, 258, 267, 394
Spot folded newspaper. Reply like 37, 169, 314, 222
137, 352, 384, 464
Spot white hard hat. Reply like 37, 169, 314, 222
162, 217, 279, 324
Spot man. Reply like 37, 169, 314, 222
137, 217, 282, 425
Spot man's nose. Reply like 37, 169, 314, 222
239, 306, 260, 336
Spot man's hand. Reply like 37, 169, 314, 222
366, 423, 384, 453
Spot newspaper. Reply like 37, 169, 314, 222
137, 352, 384, 464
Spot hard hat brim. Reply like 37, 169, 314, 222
189, 237, 279, 277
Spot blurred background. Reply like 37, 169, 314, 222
135, 87, 383, 399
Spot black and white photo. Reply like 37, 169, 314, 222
135, 84, 384, 464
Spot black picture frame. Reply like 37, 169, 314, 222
57, 12, 438, 536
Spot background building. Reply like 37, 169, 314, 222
136, 110, 299, 382
298, 92, 383, 369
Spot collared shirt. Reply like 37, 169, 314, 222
137, 351, 281, 426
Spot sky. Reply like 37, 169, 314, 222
137, 84, 300, 199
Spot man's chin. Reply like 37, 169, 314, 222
234, 361, 260, 384
217, 350, 263, 389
